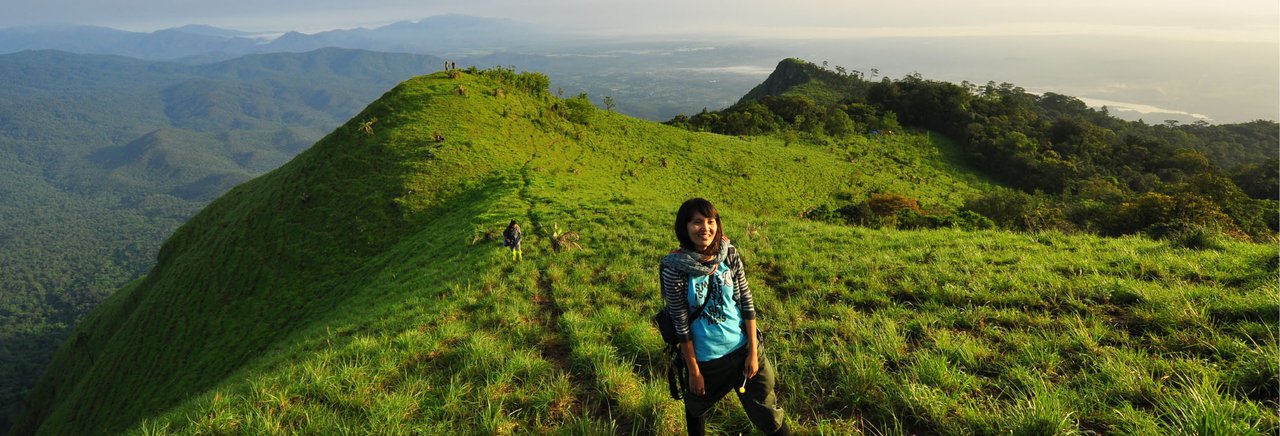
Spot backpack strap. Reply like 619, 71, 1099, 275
660, 259, 714, 401
666, 344, 684, 400
665, 303, 708, 401
687, 301, 707, 325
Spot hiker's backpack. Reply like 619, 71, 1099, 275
503, 228, 514, 247
654, 300, 706, 400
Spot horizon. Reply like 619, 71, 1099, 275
5, 1, 1278, 42
7, 19, 1279, 46
2, 3, 1278, 124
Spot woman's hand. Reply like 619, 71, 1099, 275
743, 352, 759, 380
688, 369, 706, 396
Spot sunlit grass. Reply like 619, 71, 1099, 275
18, 69, 1275, 435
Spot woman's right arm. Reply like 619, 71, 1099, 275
680, 340, 703, 395
661, 265, 704, 394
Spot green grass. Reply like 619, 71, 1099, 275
16, 69, 1277, 435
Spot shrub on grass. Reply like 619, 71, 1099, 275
835, 202, 880, 227
962, 189, 1035, 229
867, 193, 922, 216
1151, 224, 1226, 251
1108, 191, 1242, 239
560, 93, 594, 125
962, 189, 1073, 232
546, 223, 580, 252
804, 204, 841, 223
896, 209, 990, 230
948, 210, 996, 230
895, 209, 941, 229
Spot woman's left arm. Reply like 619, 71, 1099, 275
732, 248, 759, 379
743, 319, 758, 379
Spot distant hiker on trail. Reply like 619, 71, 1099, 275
660, 198, 790, 436
503, 220, 523, 262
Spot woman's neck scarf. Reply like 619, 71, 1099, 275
661, 238, 730, 276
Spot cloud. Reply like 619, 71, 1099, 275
1074, 96, 1212, 121
674, 66, 775, 75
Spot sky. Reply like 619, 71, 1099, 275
4, 0, 1278, 43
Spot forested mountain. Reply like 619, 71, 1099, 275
0, 15, 550, 61
0, 25, 262, 60
14, 66, 1275, 435
671, 58, 1278, 241
0, 48, 442, 431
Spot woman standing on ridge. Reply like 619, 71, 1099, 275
661, 198, 790, 436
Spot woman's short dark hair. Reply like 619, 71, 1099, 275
675, 198, 723, 255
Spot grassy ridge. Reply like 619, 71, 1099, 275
17, 70, 1276, 435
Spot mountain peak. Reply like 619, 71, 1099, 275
736, 57, 857, 106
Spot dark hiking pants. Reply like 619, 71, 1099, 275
684, 345, 786, 435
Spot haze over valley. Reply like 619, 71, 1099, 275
2, 10, 1276, 124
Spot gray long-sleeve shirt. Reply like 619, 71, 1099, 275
660, 245, 756, 344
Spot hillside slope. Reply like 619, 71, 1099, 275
0, 48, 448, 429
15, 69, 1276, 435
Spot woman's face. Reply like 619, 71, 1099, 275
686, 211, 718, 252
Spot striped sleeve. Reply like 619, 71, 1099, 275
660, 264, 693, 342
729, 247, 756, 320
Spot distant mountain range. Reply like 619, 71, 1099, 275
0, 15, 552, 61
0, 47, 444, 432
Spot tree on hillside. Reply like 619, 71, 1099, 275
1229, 158, 1279, 200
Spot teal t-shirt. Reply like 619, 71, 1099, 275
687, 262, 746, 361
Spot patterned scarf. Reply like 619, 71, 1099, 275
661, 238, 731, 276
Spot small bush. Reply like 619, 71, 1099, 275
1108, 191, 1242, 239
962, 189, 1034, 229
867, 193, 921, 217
560, 93, 594, 125
836, 202, 879, 227
804, 204, 841, 222
896, 209, 943, 230
963, 189, 1072, 232
547, 223, 581, 252
1149, 224, 1226, 250
948, 210, 996, 231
